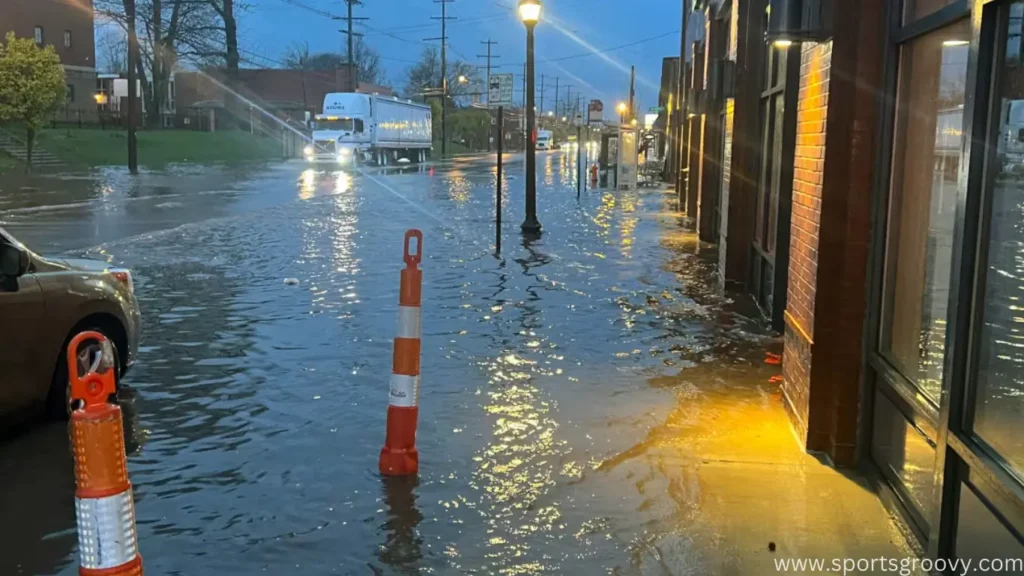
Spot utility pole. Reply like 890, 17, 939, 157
553, 77, 559, 121
563, 84, 573, 122
539, 74, 545, 121
427, 0, 456, 156
336, 0, 367, 91
478, 39, 500, 152
629, 66, 636, 122
126, 0, 139, 174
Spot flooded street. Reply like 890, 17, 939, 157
2, 153, 823, 574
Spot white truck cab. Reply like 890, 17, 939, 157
305, 93, 432, 166
536, 129, 554, 151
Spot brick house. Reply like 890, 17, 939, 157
674, 0, 1024, 561
174, 67, 393, 131
0, 0, 98, 123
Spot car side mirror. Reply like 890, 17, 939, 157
0, 243, 28, 278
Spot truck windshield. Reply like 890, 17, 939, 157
315, 118, 362, 132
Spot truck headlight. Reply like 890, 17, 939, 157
304, 145, 314, 156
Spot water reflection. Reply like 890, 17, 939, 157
1, 150, 841, 574
377, 476, 424, 571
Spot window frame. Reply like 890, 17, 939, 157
33, 26, 44, 47
865, 0, 1024, 561
63, 29, 72, 49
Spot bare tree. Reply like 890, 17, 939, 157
96, 0, 232, 127
283, 39, 387, 86
404, 46, 479, 103
96, 27, 129, 75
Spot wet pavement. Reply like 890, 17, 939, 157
0, 153, 915, 574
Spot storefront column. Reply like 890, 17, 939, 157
781, 0, 884, 466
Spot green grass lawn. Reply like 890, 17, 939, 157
36, 129, 284, 168
0, 152, 18, 174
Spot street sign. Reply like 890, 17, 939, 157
648, 106, 665, 113
489, 74, 514, 107
574, 113, 583, 127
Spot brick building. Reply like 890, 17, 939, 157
674, 0, 1024, 561
174, 67, 393, 130
0, 0, 97, 122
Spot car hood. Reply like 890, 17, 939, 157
32, 255, 112, 274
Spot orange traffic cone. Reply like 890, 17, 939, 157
380, 230, 424, 476
67, 331, 143, 576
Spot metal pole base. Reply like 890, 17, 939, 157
520, 217, 542, 234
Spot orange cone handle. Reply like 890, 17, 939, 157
67, 332, 143, 575
380, 230, 423, 476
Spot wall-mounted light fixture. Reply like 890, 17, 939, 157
766, 0, 831, 46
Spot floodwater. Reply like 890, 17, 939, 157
0, 152, 785, 575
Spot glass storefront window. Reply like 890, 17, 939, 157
972, 1, 1024, 480
880, 19, 971, 404
872, 393, 936, 527
955, 481, 1024, 561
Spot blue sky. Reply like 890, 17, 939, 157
243, 0, 700, 113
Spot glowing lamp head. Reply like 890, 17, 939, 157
458, 75, 468, 84
617, 102, 628, 115
518, 0, 541, 24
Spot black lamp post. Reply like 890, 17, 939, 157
519, 0, 542, 234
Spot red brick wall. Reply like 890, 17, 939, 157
0, 0, 95, 69
782, 41, 832, 443
788, 43, 831, 338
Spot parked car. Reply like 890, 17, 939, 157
0, 226, 140, 423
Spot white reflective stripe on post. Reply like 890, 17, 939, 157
396, 306, 421, 339
389, 374, 420, 407
75, 490, 139, 570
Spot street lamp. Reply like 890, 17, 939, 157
617, 101, 628, 124
519, 0, 542, 234
458, 75, 468, 84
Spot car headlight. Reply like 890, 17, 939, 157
304, 145, 314, 156
339, 148, 351, 155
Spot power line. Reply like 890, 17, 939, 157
506, 29, 680, 67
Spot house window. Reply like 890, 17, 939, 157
64, 30, 72, 49
34, 26, 43, 46
66, 84, 75, 103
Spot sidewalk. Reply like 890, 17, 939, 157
583, 186, 921, 574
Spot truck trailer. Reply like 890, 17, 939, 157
306, 93, 432, 166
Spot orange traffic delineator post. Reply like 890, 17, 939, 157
67, 331, 143, 576
380, 229, 423, 477
590, 163, 599, 188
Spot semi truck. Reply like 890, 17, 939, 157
305, 93, 432, 166
536, 130, 554, 151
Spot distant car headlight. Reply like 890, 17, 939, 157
304, 145, 314, 156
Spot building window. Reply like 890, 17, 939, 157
34, 26, 43, 46
66, 84, 75, 103
64, 30, 72, 49
879, 19, 971, 404
971, 0, 1024, 480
